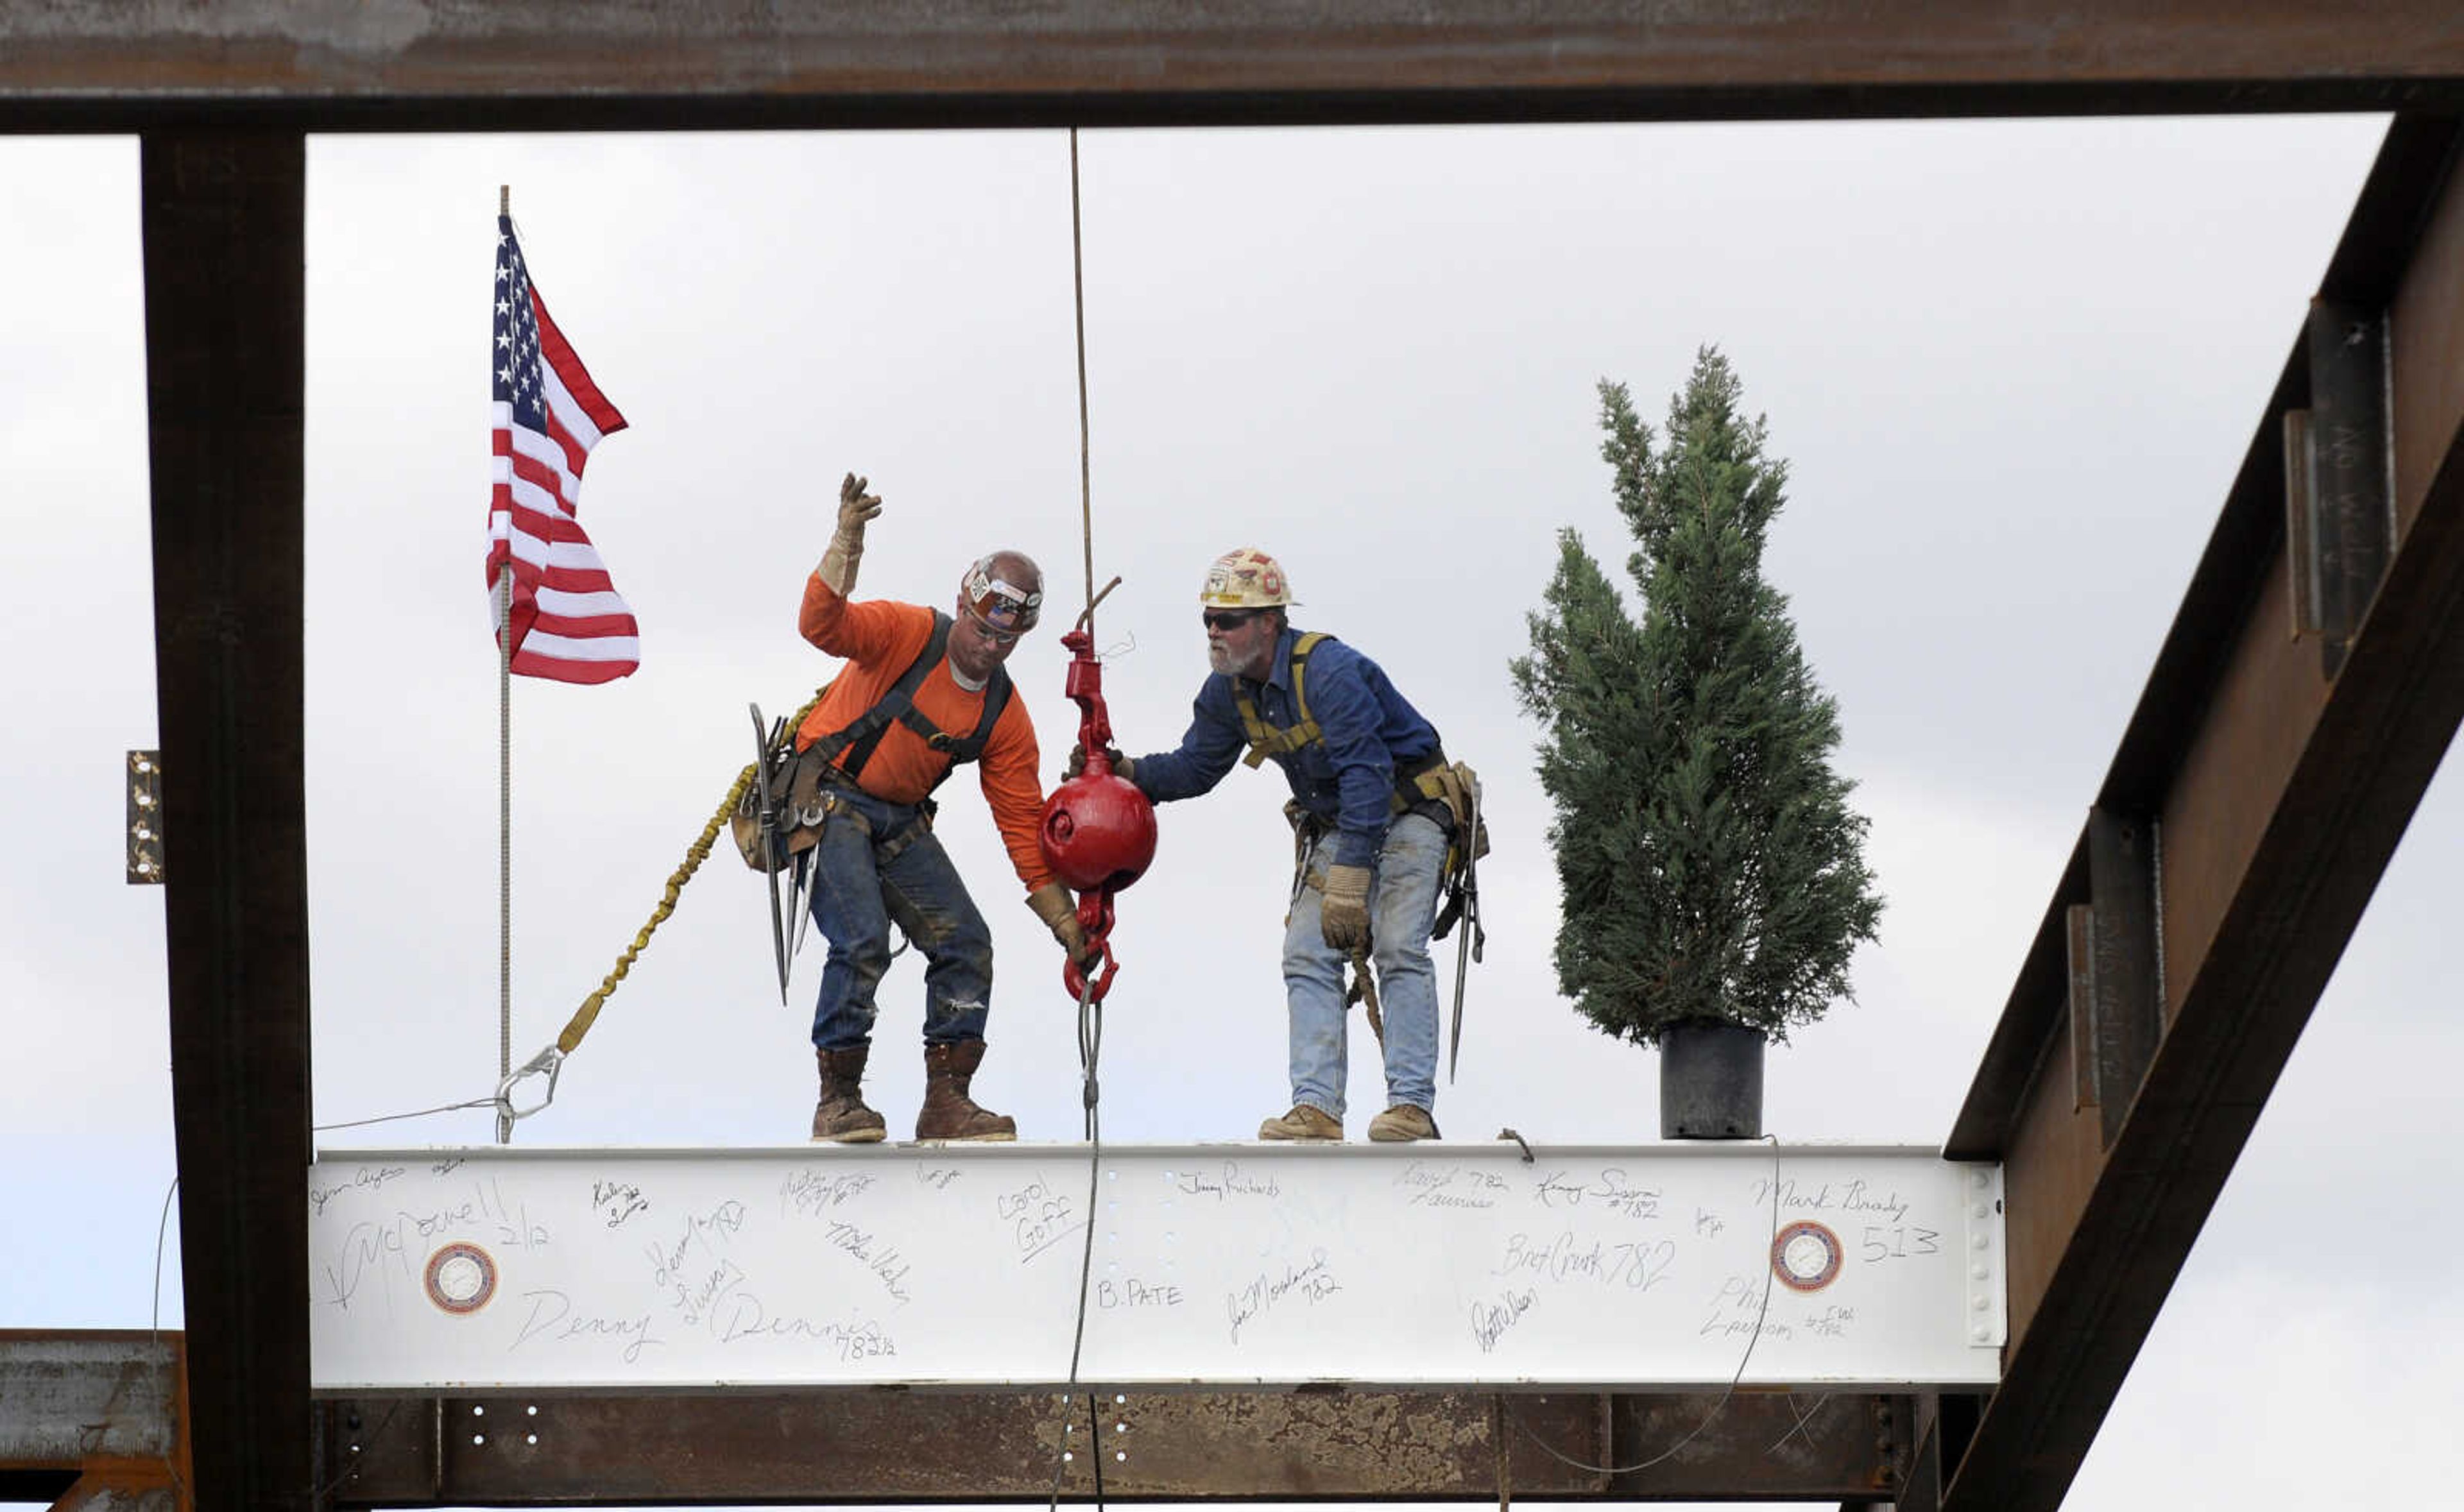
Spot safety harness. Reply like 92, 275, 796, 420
1232, 632, 1450, 813
805, 611, 1013, 790
732, 611, 1012, 874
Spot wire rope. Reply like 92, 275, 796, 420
1505, 1134, 1788, 1477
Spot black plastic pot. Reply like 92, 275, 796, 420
1658, 1020, 1766, 1139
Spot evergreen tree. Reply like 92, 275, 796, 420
1511, 348, 1881, 1046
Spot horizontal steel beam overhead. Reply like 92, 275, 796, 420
3, 2, 2464, 131
1939, 115, 2464, 1512
0, 1331, 187, 1503
316, 1387, 1910, 1504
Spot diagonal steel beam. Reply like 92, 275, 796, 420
3, 1, 2464, 132
1938, 115, 2464, 1512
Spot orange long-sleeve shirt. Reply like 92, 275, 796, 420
794, 574, 1054, 895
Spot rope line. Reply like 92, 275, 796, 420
1047, 968, 1106, 1512
313, 1097, 499, 1134
1046, 126, 1109, 1512
1070, 127, 1097, 636
550, 683, 832, 1058
1505, 1135, 1786, 1477
148, 1173, 193, 1508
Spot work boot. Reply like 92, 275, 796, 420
1258, 1103, 1343, 1141
1367, 1104, 1439, 1142
810, 1045, 887, 1143
916, 1040, 1016, 1142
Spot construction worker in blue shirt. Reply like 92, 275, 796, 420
1077, 548, 1453, 1142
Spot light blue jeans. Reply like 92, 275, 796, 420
1281, 811, 1448, 1121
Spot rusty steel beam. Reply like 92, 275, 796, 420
144, 129, 315, 1512
0, 1331, 189, 1509
314, 1388, 1910, 1504
4, 1, 2464, 132
1938, 115, 2464, 1512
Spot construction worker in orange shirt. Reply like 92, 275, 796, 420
789, 472, 1094, 1142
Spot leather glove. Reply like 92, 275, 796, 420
1026, 881, 1102, 973
819, 471, 883, 593
1063, 742, 1132, 782
1319, 863, 1373, 953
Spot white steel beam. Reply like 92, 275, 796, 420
308, 1143, 2003, 1392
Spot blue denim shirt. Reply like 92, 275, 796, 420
1133, 627, 1441, 868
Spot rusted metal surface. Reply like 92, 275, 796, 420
1940, 116, 2464, 1512
314, 1387, 1908, 1504
4, 1, 2464, 130
0, 1332, 188, 1509
1600, 1391, 1910, 1502
144, 128, 314, 1512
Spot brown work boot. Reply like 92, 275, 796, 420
1258, 1103, 1343, 1141
810, 1045, 887, 1143
1367, 1103, 1439, 1142
916, 1040, 1017, 1142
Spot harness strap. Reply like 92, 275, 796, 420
1235, 631, 1329, 768
808, 611, 1013, 792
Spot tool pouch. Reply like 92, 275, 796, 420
1422, 761, 1491, 865
732, 746, 835, 872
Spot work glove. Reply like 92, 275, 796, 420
1063, 741, 1133, 783
1026, 881, 1102, 974
1319, 863, 1373, 953
819, 471, 883, 593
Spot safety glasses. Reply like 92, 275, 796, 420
963, 608, 1023, 646
1202, 609, 1262, 632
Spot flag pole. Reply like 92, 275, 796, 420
496, 182, 515, 1146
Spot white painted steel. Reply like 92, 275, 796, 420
307, 1142, 2004, 1391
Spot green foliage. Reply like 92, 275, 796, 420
1510, 348, 1882, 1046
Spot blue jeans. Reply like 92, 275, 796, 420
1281, 811, 1448, 1119
807, 786, 995, 1051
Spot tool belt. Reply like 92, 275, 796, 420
1283, 752, 1489, 871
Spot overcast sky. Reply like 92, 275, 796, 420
4, 114, 2454, 1509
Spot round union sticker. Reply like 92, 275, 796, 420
1770, 1219, 1844, 1293
424, 1241, 497, 1315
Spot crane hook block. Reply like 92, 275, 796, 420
1038, 628, 1158, 894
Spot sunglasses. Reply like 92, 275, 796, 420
1202, 609, 1263, 632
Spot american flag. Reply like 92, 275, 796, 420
487, 213, 639, 683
